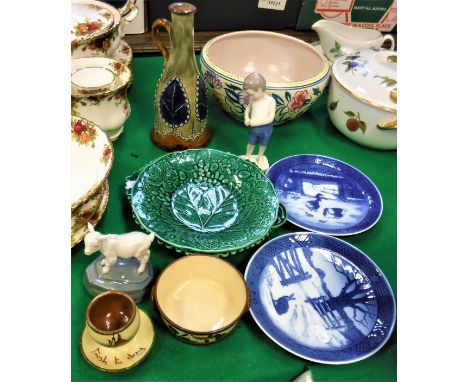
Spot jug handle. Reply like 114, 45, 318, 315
152, 18, 171, 65
382, 34, 395, 51
119, 0, 138, 19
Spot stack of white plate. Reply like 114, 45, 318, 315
71, 115, 114, 247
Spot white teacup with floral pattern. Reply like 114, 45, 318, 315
71, 57, 132, 140
71, 0, 138, 59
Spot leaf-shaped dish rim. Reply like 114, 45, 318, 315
128, 148, 280, 255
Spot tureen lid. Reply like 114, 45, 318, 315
71, 1, 115, 44
332, 49, 397, 112
71, 57, 132, 97
71, 116, 114, 210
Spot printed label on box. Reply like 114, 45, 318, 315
258, 0, 287, 11
313, 0, 397, 32
315, 0, 354, 12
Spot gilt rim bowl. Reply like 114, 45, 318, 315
126, 149, 286, 256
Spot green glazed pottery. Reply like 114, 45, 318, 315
125, 149, 286, 256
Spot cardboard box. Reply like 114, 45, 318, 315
147, 0, 302, 31
296, 0, 397, 32
102, 0, 148, 34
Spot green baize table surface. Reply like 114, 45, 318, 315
71, 55, 396, 382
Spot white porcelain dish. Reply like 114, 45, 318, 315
328, 49, 397, 150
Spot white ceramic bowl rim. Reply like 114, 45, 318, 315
154, 254, 250, 334
71, 116, 114, 209
202, 30, 330, 87
72, 67, 116, 90
71, 57, 132, 98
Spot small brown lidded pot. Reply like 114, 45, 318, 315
152, 255, 250, 345
85, 291, 140, 347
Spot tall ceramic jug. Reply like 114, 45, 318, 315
151, 2, 211, 151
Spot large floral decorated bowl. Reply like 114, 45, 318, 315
201, 31, 330, 125
125, 149, 286, 256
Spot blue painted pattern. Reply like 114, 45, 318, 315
245, 232, 395, 364
159, 76, 190, 128
267, 155, 383, 236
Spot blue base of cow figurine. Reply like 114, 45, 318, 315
83, 255, 154, 303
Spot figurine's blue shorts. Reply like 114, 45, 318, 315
248, 123, 273, 146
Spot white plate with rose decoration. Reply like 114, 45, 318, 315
71, 116, 114, 211
71, 180, 109, 248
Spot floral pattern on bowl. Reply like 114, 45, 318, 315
200, 69, 329, 126
71, 28, 117, 56
126, 149, 286, 256
73, 18, 105, 37
341, 54, 369, 77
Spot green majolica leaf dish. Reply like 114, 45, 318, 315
126, 149, 286, 256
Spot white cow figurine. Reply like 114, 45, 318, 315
84, 223, 155, 275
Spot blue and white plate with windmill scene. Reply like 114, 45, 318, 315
267, 154, 383, 236
244, 232, 395, 364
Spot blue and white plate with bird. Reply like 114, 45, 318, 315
244, 232, 395, 364
267, 154, 383, 236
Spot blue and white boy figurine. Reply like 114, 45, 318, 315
242, 72, 276, 171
